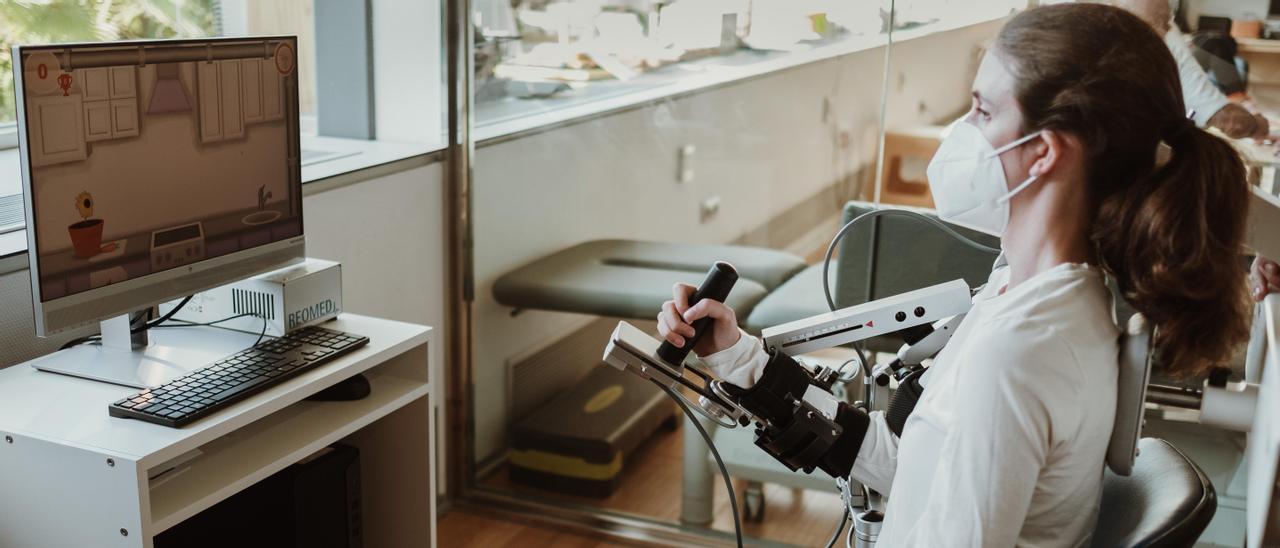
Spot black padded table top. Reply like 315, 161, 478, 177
493, 239, 807, 322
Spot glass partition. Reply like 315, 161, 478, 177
464, 1, 1021, 544
471, 0, 1010, 141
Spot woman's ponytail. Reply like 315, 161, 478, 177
998, 4, 1253, 378
1091, 126, 1251, 377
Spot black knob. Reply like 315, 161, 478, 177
657, 262, 738, 366
914, 306, 926, 318
1207, 366, 1232, 388
895, 311, 907, 322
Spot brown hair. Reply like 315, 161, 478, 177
997, 4, 1250, 377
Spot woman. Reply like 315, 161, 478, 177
657, 4, 1252, 546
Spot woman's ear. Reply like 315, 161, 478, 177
1027, 129, 1068, 178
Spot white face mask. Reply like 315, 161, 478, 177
926, 121, 1042, 237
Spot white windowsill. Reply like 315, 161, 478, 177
299, 134, 440, 183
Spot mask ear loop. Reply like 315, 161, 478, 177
997, 175, 1039, 204
991, 130, 1045, 204
989, 130, 1043, 157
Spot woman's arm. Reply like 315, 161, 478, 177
699, 328, 769, 387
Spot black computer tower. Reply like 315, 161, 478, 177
156, 444, 362, 548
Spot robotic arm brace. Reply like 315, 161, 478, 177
604, 277, 975, 477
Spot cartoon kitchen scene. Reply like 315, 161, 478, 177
19, 39, 302, 302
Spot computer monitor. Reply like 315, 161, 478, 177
13, 36, 305, 387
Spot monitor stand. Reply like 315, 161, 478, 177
29, 312, 257, 389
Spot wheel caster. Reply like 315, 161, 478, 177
743, 482, 765, 522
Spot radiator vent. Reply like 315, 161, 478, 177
232, 288, 275, 320
507, 318, 657, 423
0, 194, 23, 234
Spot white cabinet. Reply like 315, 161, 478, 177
109, 66, 136, 97
198, 59, 249, 143
261, 59, 284, 122
219, 60, 244, 139
84, 100, 113, 142
111, 98, 139, 138
80, 68, 110, 102
77, 65, 138, 141
27, 94, 88, 167
241, 60, 263, 124
0, 315, 437, 548
197, 62, 222, 143
240, 59, 285, 126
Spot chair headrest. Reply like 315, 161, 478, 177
1107, 313, 1154, 476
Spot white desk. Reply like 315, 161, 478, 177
0, 313, 435, 548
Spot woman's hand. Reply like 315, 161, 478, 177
1209, 104, 1269, 140
1253, 256, 1280, 301
657, 283, 741, 357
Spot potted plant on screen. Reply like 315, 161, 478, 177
68, 191, 105, 259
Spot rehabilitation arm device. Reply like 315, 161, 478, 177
603, 277, 975, 473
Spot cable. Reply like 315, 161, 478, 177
59, 296, 196, 350
821, 209, 1001, 312
141, 295, 192, 331
833, 345, 872, 383
153, 313, 257, 329
252, 313, 270, 347
655, 380, 744, 548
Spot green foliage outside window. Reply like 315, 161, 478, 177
1, 0, 216, 124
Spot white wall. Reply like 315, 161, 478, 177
295, 163, 448, 493
302, 163, 447, 412
469, 20, 1001, 462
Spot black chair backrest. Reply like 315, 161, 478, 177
1091, 438, 1217, 547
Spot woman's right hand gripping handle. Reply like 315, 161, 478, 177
658, 282, 742, 359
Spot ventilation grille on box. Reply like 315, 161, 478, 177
232, 288, 275, 320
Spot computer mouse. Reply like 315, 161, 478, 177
306, 373, 371, 401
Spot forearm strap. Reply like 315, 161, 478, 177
731, 349, 872, 478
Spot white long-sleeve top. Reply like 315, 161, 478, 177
1165, 27, 1230, 127
703, 263, 1120, 547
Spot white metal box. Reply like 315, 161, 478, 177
161, 258, 342, 336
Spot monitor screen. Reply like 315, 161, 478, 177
16, 38, 303, 305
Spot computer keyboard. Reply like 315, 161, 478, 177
109, 325, 369, 428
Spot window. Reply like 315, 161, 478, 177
2, 0, 444, 176
1, 0, 443, 251
471, 0, 1021, 140
1, 1, 219, 126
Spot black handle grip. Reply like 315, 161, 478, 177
657, 261, 738, 366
